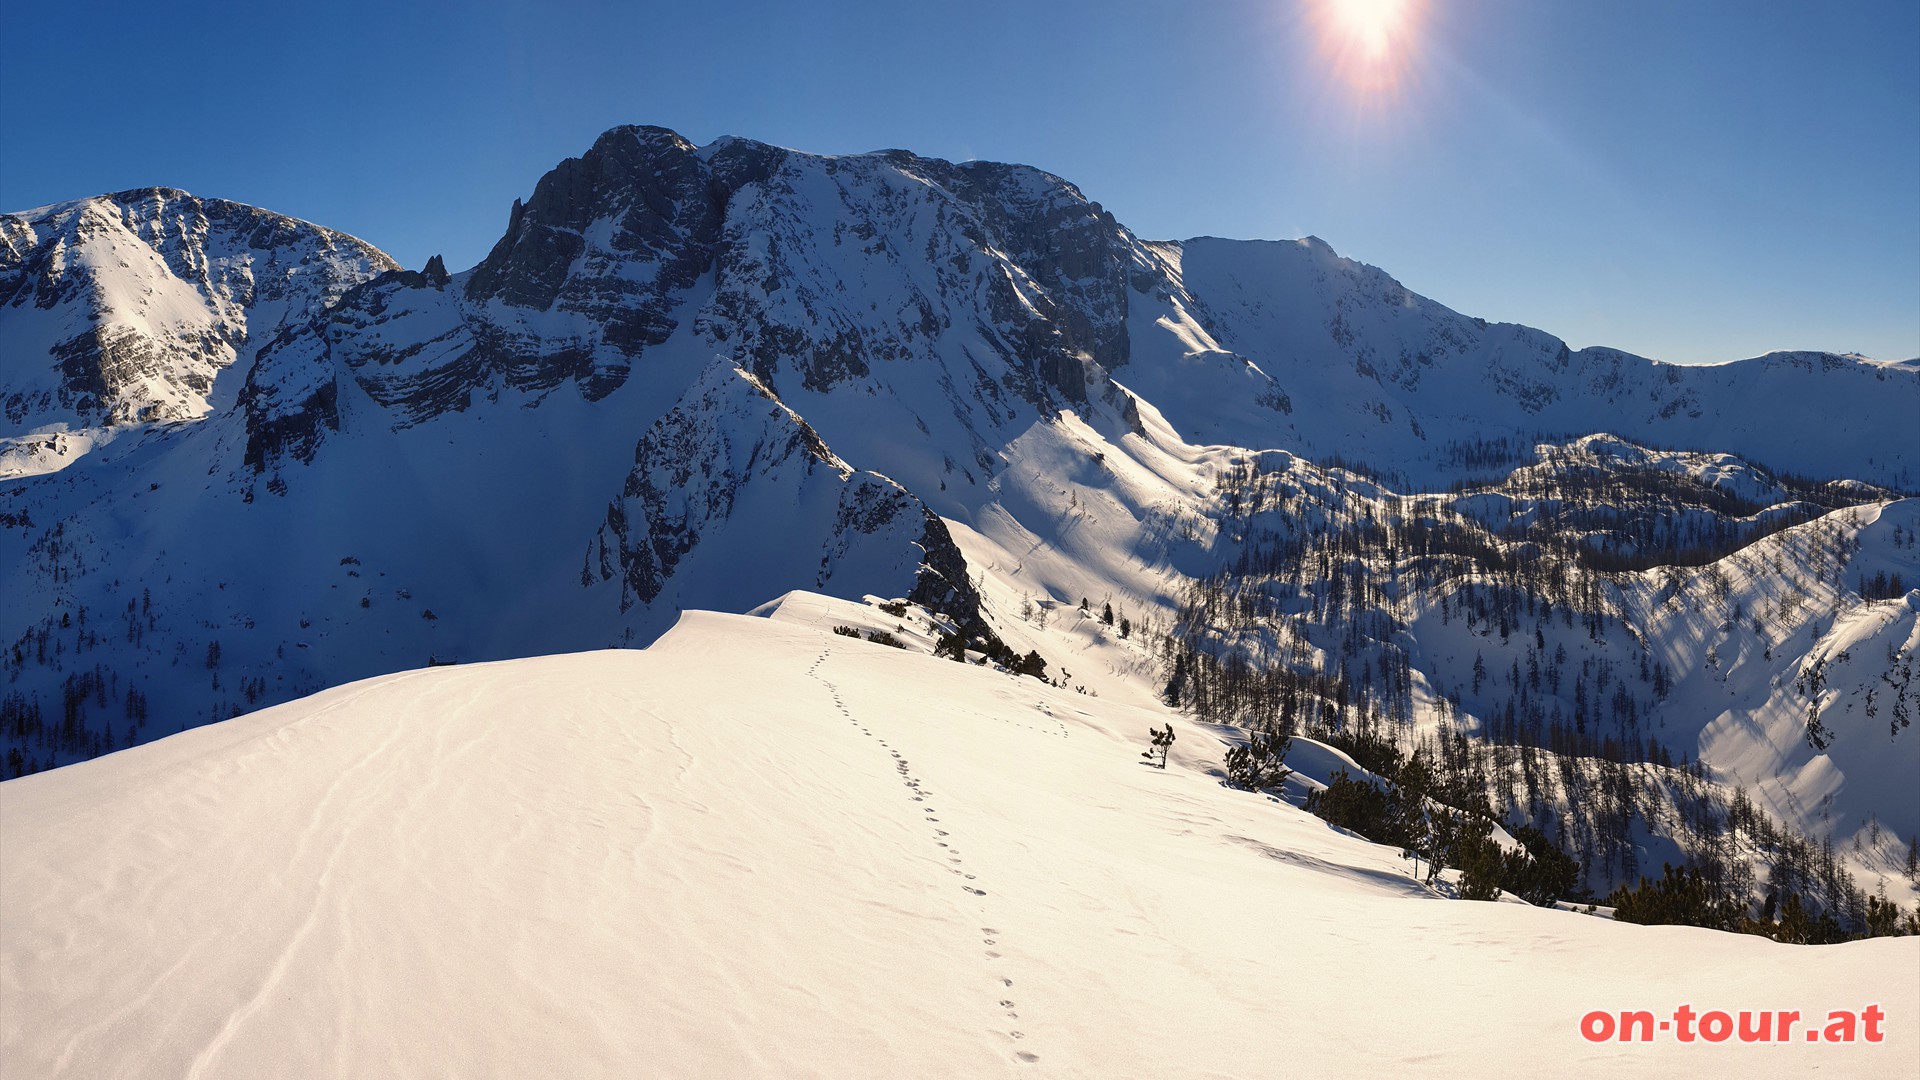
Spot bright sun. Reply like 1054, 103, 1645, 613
1330, 0, 1406, 59
1308, 0, 1425, 99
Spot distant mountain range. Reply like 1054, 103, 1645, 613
3, 124, 1916, 908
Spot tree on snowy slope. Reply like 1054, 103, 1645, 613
1012, 650, 1049, 681
1143, 724, 1175, 769
1224, 728, 1292, 792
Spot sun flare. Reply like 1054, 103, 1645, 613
1331, 0, 1406, 59
1308, 0, 1426, 99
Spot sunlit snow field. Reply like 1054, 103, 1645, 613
4, 602, 1912, 1078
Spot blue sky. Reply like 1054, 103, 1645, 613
3, 0, 1915, 364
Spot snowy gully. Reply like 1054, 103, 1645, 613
1579, 1004, 1887, 1044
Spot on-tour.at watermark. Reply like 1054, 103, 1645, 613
1579, 1004, 1887, 1044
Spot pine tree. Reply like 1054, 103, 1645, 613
1224, 729, 1292, 791
1163, 653, 1189, 708
1142, 724, 1175, 768
1013, 650, 1048, 681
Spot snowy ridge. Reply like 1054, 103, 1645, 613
3, 608, 1913, 1078
1123, 238, 1919, 490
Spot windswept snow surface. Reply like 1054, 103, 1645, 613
4, 608, 1913, 1079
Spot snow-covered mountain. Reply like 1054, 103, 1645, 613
1132, 237, 1919, 491
2, 124, 1916, 914
0, 189, 395, 478
5, 605, 1913, 1078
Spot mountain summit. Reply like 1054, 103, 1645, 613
0, 188, 395, 476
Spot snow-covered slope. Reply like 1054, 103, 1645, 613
2, 124, 1915, 911
0, 189, 396, 478
1628, 502, 1920, 842
1122, 237, 1920, 490
4, 607, 1912, 1079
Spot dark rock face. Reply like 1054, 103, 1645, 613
240, 370, 335, 473
950, 160, 1137, 375
592, 363, 934, 616
470, 128, 720, 307
45, 335, 121, 421
465, 127, 731, 399
908, 508, 986, 628
600, 369, 769, 608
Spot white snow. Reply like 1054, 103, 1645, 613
4, 606, 1913, 1078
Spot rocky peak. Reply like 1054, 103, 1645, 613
243, 125, 1168, 480
0, 190, 394, 472
465, 125, 718, 311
